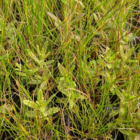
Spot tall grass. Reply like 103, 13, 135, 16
0, 0, 140, 139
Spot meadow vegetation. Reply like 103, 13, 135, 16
0, 0, 140, 139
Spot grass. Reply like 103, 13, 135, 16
0, 0, 140, 139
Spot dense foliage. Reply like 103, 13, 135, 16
0, 0, 140, 139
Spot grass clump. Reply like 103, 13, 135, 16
0, 0, 140, 139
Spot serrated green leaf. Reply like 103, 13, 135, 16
37, 89, 44, 101
36, 45, 41, 56
58, 63, 67, 76
40, 80, 48, 90
25, 110, 38, 118
45, 60, 54, 65
69, 99, 74, 109
58, 78, 71, 97
15, 71, 27, 77
23, 100, 36, 108
44, 94, 56, 107
60, 89, 71, 97
27, 49, 40, 65
58, 77, 76, 89
119, 107, 125, 117
73, 92, 85, 100
44, 107, 60, 117
41, 107, 46, 113
27, 68, 39, 73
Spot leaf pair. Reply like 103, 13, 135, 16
23, 89, 60, 118
15, 46, 54, 91
57, 63, 86, 109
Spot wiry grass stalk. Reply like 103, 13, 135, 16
0, 0, 140, 139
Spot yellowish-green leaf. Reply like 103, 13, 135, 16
45, 60, 54, 66
58, 63, 67, 76
37, 89, 44, 101
0, 104, 13, 114
44, 107, 60, 117
40, 80, 48, 90
45, 94, 56, 107
25, 110, 39, 118
23, 100, 36, 108
27, 49, 40, 65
